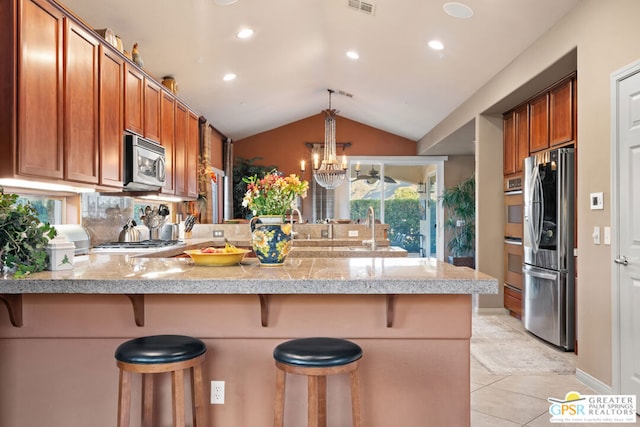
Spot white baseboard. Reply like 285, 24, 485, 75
576, 368, 613, 394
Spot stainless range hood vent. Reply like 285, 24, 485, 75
348, 0, 375, 15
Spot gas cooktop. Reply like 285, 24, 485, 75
91, 240, 184, 252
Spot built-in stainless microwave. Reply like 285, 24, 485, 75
123, 134, 166, 192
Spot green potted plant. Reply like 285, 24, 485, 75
440, 175, 475, 268
0, 188, 57, 277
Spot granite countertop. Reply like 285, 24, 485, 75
288, 246, 406, 258
0, 255, 497, 295
130, 239, 406, 258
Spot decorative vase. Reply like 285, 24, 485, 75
250, 216, 292, 266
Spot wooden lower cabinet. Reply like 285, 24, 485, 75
504, 240, 523, 318
504, 286, 522, 319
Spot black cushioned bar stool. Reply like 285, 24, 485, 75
115, 335, 207, 427
273, 337, 363, 427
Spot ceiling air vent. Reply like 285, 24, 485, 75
348, 0, 375, 15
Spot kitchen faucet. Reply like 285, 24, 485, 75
290, 208, 303, 239
363, 206, 377, 251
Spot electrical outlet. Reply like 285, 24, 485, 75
211, 380, 225, 404
348, 230, 359, 237
213, 230, 224, 238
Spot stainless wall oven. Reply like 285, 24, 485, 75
523, 147, 575, 350
504, 175, 523, 240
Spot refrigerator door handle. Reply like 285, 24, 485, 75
523, 264, 558, 280
614, 255, 629, 266
531, 166, 543, 253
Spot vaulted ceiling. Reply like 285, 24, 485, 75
59, 0, 581, 154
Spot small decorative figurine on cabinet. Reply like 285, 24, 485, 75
132, 43, 144, 67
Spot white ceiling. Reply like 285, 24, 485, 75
59, 0, 580, 155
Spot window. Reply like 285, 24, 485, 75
15, 195, 64, 225
332, 156, 446, 259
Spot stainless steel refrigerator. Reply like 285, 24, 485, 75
523, 148, 575, 350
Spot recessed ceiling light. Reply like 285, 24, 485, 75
443, 2, 474, 19
237, 28, 254, 39
428, 40, 444, 50
346, 50, 359, 60
223, 73, 236, 81
214, 0, 239, 5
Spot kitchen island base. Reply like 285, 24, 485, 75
0, 293, 473, 427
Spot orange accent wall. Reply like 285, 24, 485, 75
233, 113, 417, 175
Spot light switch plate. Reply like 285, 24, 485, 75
213, 230, 224, 238
604, 226, 611, 245
592, 226, 601, 245
590, 192, 604, 210
348, 230, 359, 237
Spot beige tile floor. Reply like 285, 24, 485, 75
470, 313, 638, 427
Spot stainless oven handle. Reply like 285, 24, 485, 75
504, 239, 523, 246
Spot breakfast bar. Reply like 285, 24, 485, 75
0, 255, 497, 427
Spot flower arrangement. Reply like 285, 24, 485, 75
242, 170, 309, 217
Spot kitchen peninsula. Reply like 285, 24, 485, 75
0, 255, 497, 426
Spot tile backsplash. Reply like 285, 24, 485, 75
81, 194, 169, 245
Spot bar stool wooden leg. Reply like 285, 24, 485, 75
172, 369, 186, 427
350, 368, 362, 427
142, 374, 154, 427
118, 369, 132, 427
308, 376, 319, 427
317, 376, 327, 427
274, 369, 286, 427
191, 363, 206, 426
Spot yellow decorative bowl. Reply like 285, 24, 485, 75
184, 249, 251, 266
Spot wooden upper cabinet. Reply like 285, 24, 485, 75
64, 20, 99, 184
187, 111, 200, 198
174, 101, 188, 197
99, 45, 124, 187
160, 90, 175, 194
549, 78, 574, 146
528, 93, 549, 153
17, 0, 64, 179
503, 111, 516, 176
144, 78, 161, 142
123, 63, 144, 136
514, 104, 529, 172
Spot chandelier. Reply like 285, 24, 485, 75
312, 89, 347, 189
